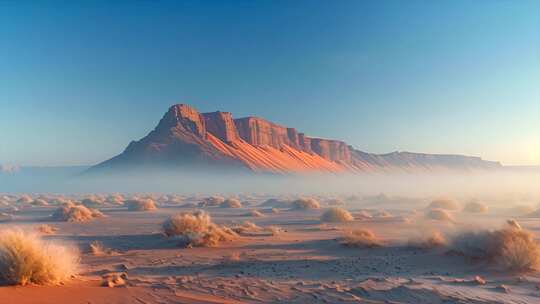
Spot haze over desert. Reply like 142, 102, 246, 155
1, 1, 539, 303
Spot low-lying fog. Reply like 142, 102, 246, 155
2, 168, 538, 204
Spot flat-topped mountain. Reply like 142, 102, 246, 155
90, 104, 502, 174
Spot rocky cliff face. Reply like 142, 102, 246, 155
91, 104, 502, 174
234, 117, 300, 149
203, 111, 240, 143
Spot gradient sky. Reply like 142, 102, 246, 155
1, 0, 539, 166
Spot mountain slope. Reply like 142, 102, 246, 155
90, 104, 502, 174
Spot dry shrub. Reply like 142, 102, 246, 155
31, 199, 49, 207
232, 221, 283, 236
220, 198, 242, 208
106, 194, 124, 205
320, 207, 354, 223
291, 198, 321, 210
449, 221, 540, 271
37, 225, 58, 235
425, 208, 454, 222
244, 209, 265, 217
408, 231, 447, 249
126, 198, 157, 211
48, 197, 70, 206
81, 196, 105, 208
0, 229, 79, 285
17, 195, 33, 204
232, 221, 262, 234
260, 198, 291, 209
162, 211, 237, 247
428, 198, 460, 211
52, 203, 104, 222
198, 196, 225, 207
463, 201, 489, 213
162, 210, 211, 237
373, 210, 392, 218
355, 210, 373, 219
342, 229, 382, 248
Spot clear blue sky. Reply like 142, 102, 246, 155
1, 0, 538, 166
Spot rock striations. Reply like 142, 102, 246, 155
91, 104, 502, 174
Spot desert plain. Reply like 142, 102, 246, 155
0, 190, 539, 304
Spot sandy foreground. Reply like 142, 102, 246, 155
1, 197, 540, 304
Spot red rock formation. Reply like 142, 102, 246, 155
286, 128, 301, 149
91, 103, 503, 174
202, 111, 239, 143
298, 133, 312, 153
309, 138, 351, 162
234, 117, 296, 149
164, 104, 207, 138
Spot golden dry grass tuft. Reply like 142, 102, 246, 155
342, 229, 382, 248
0, 229, 79, 285
320, 207, 354, 223
450, 221, 540, 271
162, 211, 237, 247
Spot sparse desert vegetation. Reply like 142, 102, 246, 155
220, 198, 242, 208
106, 194, 125, 205
0, 229, 79, 285
17, 195, 33, 204
408, 231, 447, 249
81, 196, 104, 208
126, 198, 157, 211
425, 208, 454, 222
0, 190, 539, 303
52, 203, 104, 222
31, 198, 49, 206
198, 196, 225, 207
342, 229, 382, 248
2, 2, 539, 301
37, 225, 58, 235
231, 221, 283, 236
449, 222, 540, 270
244, 209, 265, 217
162, 211, 237, 247
231, 221, 262, 235
291, 198, 321, 210
320, 207, 354, 222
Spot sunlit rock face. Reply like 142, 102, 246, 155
90, 104, 502, 174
